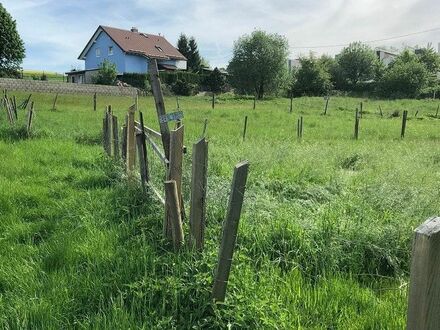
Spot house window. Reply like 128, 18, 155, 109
155, 45, 163, 52
96, 48, 101, 57
108, 46, 113, 55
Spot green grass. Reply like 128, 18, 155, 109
21, 70, 65, 82
1, 91, 439, 328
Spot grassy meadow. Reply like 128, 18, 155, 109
21, 70, 65, 82
0, 91, 439, 328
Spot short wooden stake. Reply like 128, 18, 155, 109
242, 116, 248, 141
190, 137, 208, 250
407, 217, 440, 329
360, 102, 363, 118
26, 101, 34, 136
354, 109, 360, 140
12, 96, 17, 119
138, 111, 149, 182
289, 95, 293, 113
121, 121, 127, 162
202, 118, 208, 137
164, 180, 184, 250
176, 96, 180, 110
52, 93, 58, 111
212, 160, 249, 302
93, 93, 97, 111
253, 95, 256, 110
435, 105, 439, 118
415, 110, 419, 117
300, 116, 303, 138
126, 105, 136, 171
112, 115, 119, 159
379, 105, 383, 117
212, 93, 215, 109
324, 97, 330, 115
401, 110, 408, 138
103, 112, 111, 155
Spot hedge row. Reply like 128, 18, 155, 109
119, 71, 209, 90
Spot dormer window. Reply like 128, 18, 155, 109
155, 45, 163, 52
108, 46, 113, 55
96, 48, 101, 57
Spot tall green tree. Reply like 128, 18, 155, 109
416, 46, 440, 74
337, 42, 379, 89
291, 55, 332, 96
188, 37, 202, 72
204, 67, 225, 94
177, 34, 190, 60
0, 4, 25, 77
228, 30, 289, 99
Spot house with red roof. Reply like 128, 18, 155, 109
66, 26, 187, 83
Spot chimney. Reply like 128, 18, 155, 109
131, 27, 138, 33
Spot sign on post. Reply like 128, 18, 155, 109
159, 111, 184, 124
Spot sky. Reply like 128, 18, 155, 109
3, 0, 440, 73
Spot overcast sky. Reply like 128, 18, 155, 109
3, 0, 440, 72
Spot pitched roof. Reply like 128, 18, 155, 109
78, 26, 186, 61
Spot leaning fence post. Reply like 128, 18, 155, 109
126, 105, 136, 171
324, 96, 330, 115
401, 110, 408, 138
242, 116, 248, 141
26, 101, 34, 136
212, 161, 249, 302
407, 217, 440, 329
202, 118, 208, 137
379, 105, 384, 117
436, 105, 439, 118
52, 93, 58, 111
190, 137, 208, 250
164, 180, 184, 250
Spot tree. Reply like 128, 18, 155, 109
379, 50, 429, 98
291, 55, 332, 96
204, 67, 226, 94
337, 42, 379, 90
188, 37, 202, 72
228, 30, 289, 99
0, 4, 25, 77
416, 46, 440, 74
93, 60, 117, 85
177, 34, 190, 61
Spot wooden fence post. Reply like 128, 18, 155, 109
93, 93, 97, 111
202, 118, 208, 137
379, 105, 383, 117
138, 111, 149, 182
149, 58, 171, 160
407, 217, 440, 329
190, 137, 208, 250
26, 101, 34, 136
435, 105, 439, 118
52, 93, 58, 111
164, 180, 184, 250
300, 116, 303, 138
360, 102, 363, 118
126, 105, 136, 171
212, 160, 249, 302
121, 118, 127, 163
354, 109, 360, 140
212, 93, 215, 109
290, 95, 293, 113
324, 97, 330, 115
401, 110, 408, 138
253, 95, 256, 110
103, 110, 111, 155
414, 110, 419, 117
112, 115, 119, 159
242, 116, 248, 141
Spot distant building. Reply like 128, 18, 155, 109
375, 48, 399, 66
66, 26, 187, 83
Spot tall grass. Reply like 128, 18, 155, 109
0, 91, 439, 328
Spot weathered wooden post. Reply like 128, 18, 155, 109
212, 161, 249, 302
401, 110, 408, 138
379, 105, 383, 117
242, 116, 248, 141
126, 105, 136, 171
300, 116, 303, 138
139, 111, 149, 181
415, 110, 419, 117
103, 110, 111, 155
354, 109, 360, 140
190, 137, 208, 250
112, 115, 119, 159
253, 95, 256, 110
12, 96, 17, 119
93, 93, 97, 111
360, 101, 363, 118
407, 217, 440, 329
435, 105, 439, 118
202, 118, 208, 137
176, 96, 180, 110
324, 96, 330, 115
52, 93, 58, 111
212, 93, 215, 109
164, 180, 184, 250
149, 58, 171, 160
121, 117, 127, 163
26, 101, 34, 136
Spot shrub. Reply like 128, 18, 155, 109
171, 79, 197, 96
291, 56, 333, 96
93, 60, 117, 85
40, 72, 47, 81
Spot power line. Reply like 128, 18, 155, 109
291, 26, 440, 49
